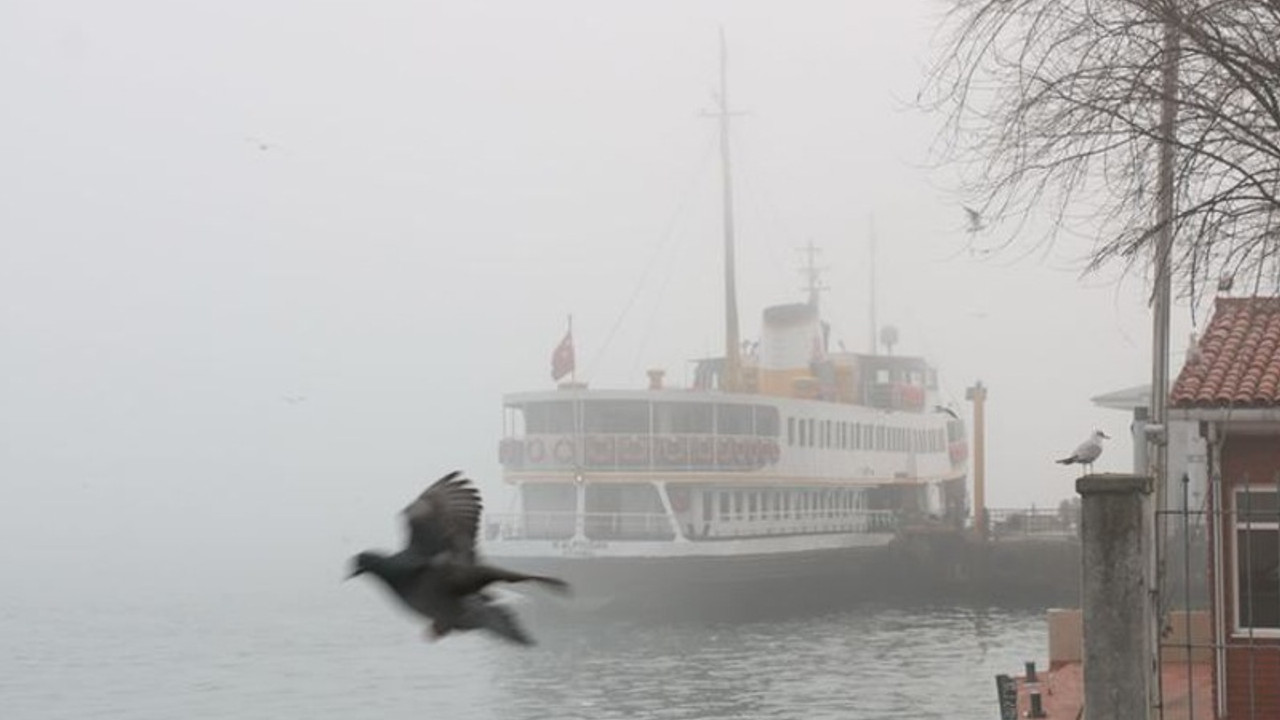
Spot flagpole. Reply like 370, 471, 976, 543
568, 314, 575, 384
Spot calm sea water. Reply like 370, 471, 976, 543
3, 571, 1048, 720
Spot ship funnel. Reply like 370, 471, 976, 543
758, 303, 823, 397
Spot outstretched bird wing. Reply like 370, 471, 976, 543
403, 471, 483, 561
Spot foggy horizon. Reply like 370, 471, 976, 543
1, 0, 1196, 587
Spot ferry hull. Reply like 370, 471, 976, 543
489, 544, 894, 619
488, 529, 1087, 619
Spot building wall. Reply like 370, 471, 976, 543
1215, 431, 1280, 719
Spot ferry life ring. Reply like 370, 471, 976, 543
619, 435, 648, 465
526, 438, 547, 464
585, 436, 613, 466
659, 435, 686, 466
553, 437, 575, 464
691, 437, 714, 466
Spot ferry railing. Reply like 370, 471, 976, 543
484, 511, 676, 542
500, 433, 781, 473
706, 508, 897, 537
485, 509, 896, 542
985, 506, 1080, 540
583, 512, 676, 541
486, 511, 577, 541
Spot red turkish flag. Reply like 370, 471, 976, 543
551, 330, 575, 381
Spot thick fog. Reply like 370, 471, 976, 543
0, 1, 1191, 592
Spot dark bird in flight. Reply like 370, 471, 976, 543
1056, 430, 1109, 473
934, 405, 960, 420
347, 471, 568, 645
963, 206, 986, 233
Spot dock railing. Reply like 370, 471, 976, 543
985, 505, 1080, 541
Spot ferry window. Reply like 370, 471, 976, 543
875, 369, 890, 383
853, 423, 862, 450
584, 400, 649, 433
585, 483, 663, 514
748, 493, 757, 521
909, 370, 923, 386
522, 483, 576, 513
655, 402, 712, 434
716, 404, 753, 435
703, 492, 713, 522
876, 426, 885, 450
787, 417, 796, 446
807, 419, 815, 447
524, 401, 576, 433
754, 406, 780, 436
718, 492, 729, 521
798, 418, 808, 446
1235, 488, 1280, 630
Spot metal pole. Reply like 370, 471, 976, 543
1149, 13, 1180, 718
869, 215, 878, 355
966, 381, 988, 541
716, 27, 741, 393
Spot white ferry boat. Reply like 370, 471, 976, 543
482, 37, 969, 615
484, 304, 970, 613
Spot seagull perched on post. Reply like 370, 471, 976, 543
1056, 430, 1110, 474
347, 471, 569, 645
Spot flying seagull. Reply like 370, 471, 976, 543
347, 471, 568, 645
1056, 430, 1110, 473
934, 405, 960, 420
963, 206, 986, 233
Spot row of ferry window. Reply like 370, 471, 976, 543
518, 400, 782, 436
785, 417, 946, 453
702, 488, 864, 523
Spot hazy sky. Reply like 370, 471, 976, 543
1, 1, 1198, 582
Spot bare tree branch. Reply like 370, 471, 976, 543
923, 0, 1280, 302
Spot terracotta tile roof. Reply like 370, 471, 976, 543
1171, 297, 1280, 407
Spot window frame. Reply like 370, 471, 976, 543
1232, 485, 1280, 637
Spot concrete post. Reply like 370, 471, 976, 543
1076, 473, 1154, 720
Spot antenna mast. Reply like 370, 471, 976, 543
715, 27, 742, 392
799, 240, 827, 308
868, 216, 878, 354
